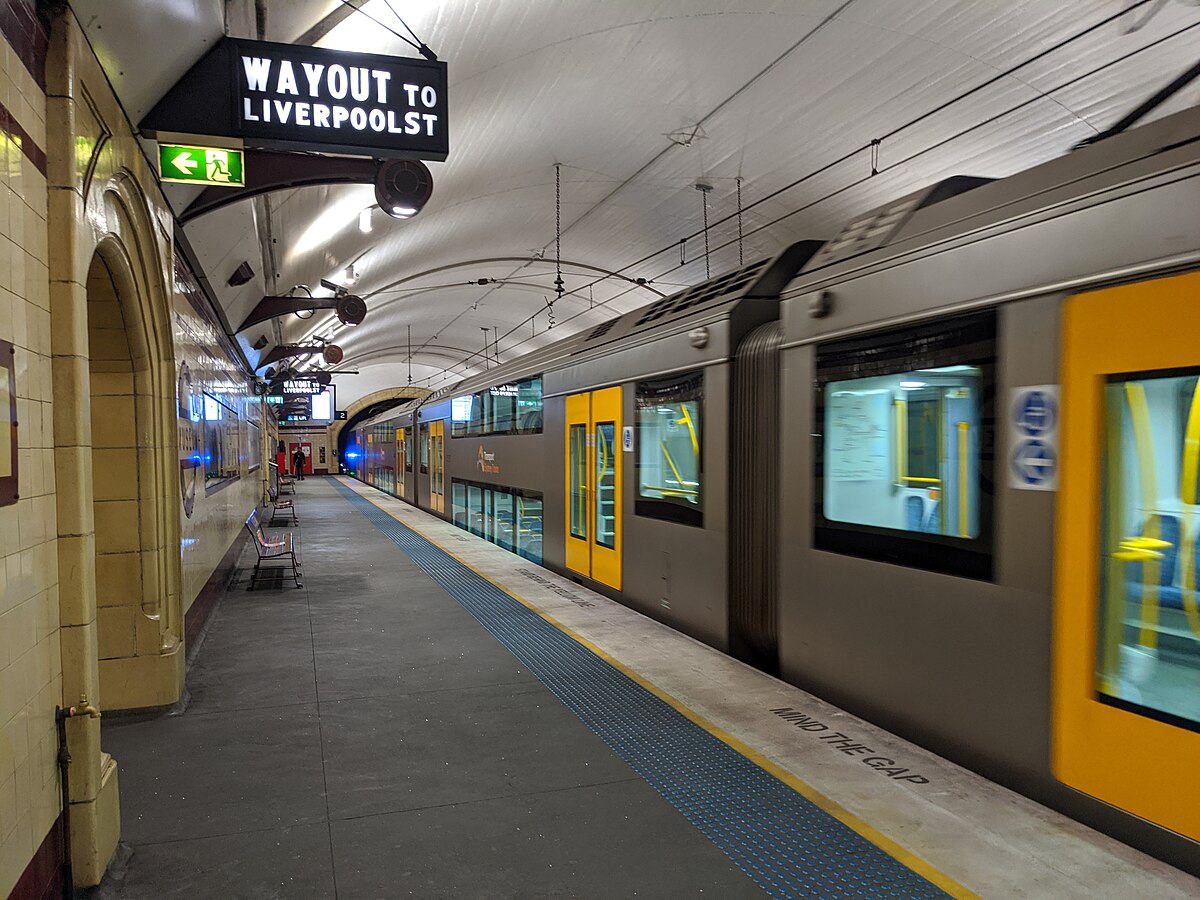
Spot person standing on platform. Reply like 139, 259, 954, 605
293, 446, 306, 481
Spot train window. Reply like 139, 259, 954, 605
405, 428, 414, 471
814, 311, 995, 580
451, 375, 544, 437
516, 493, 544, 564
451, 396, 472, 437
595, 421, 617, 548
635, 371, 703, 527
420, 424, 430, 474
569, 424, 588, 540
452, 481, 466, 528
516, 376, 543, 434
1097, 369, 1200, 730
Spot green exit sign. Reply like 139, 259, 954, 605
158, 144, 245, 187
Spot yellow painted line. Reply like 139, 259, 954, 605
334, 476, 978, 899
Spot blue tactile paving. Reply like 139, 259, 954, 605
332, 480, 953, 900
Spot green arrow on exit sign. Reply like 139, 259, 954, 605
158, 144, 245, 187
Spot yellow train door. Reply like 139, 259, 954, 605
1054, 270, 1200, 843
564, 387, 622, 589
430, 420, 445, 513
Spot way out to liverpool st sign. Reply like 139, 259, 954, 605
140, 38, 449, 161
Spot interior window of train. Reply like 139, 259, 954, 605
1097, 369, 1200, 731
814, 311, 996, 580
452, 376, 544, 437
405, 429, 414, 471
420, 425, 430, 474
635, 371, 703, 528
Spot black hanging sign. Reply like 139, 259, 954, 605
141, 38, 448, 161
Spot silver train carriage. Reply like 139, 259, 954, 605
348, 107, 1200, 873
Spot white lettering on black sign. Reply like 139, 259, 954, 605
231, 40, 449, 159
770, 707, 930, 785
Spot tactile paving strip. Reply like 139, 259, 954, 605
333, 480, 951, 899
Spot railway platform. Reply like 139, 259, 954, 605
95, 477, 1200, 899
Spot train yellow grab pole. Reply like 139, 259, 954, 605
678, 404, 700, 457
957, 422, 969, 538
895, 398, 906, 485
1124, 382, 1162, 649
1178, 380, 1200, 640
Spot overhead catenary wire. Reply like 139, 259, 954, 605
455, 11, 1197, 378
397, 0, 1178, 385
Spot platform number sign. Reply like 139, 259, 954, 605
1008, 386, 1059, 491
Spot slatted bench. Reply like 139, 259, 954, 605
278, 472, 296, 495
245, 508, 302, 589
267, 485, 298, 526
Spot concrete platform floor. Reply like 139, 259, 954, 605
94, 478, 763, 899
93, 477, 1200, 898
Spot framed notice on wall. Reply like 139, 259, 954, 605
0, 340, 16, 506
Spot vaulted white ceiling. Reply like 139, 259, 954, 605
72, 0, 1200, 407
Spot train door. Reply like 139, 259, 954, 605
1054, 270, 1200, 843
430, 419, 445, 513
564, 386, 622, 589
396, 427, 406, 498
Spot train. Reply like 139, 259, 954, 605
347, 107, 1200, 873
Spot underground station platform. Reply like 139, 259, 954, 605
95, 478, 1200, 899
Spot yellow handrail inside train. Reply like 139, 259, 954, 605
1178, 379, 1200, 641
678, 404, 700, 457
895, 398, 906, 485
957, 421, 969, 538
1125, 382, 1162, 649
661, 440, 685, 488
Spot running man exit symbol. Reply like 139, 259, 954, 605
158, 144, 245, 187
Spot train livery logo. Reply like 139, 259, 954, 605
477, 446, 500, 474
177, 361, 203, 518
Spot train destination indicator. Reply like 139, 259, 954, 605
159, 144, 245, 186
140, 37, 449, 161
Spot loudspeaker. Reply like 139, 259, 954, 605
375, 160, 433, 218
336, 294, 367, 326
323, 344, 344, 365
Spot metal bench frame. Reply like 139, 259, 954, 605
245, 508, 302, 589
267, 485, 298, 526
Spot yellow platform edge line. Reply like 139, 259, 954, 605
337, 477, 978, 900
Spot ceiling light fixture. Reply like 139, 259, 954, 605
343, 264, 358, 286
359, 208, 373, 233
391, 206, 417, 218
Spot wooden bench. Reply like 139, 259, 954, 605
245, 509, 302, 589
278, 472, 296, 495
267, 485, 298, 526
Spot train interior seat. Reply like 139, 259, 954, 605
1128, 514, 1184, 610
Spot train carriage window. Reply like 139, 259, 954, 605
1097, 369, 1200, 730
420, 424, 430, 474
516, 376, 543, 434
636, 371, 703, 527
814, 311, 995, 580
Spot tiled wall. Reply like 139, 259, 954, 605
173, 257, 266, 614
0, 2, 60, 896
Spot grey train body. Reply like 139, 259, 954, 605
351, 108, 1200, 873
